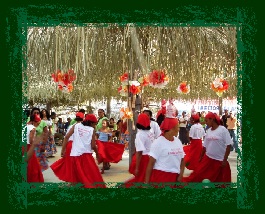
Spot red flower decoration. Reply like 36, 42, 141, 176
119, 72, 129, 83
129, 85, 141, 95
148, 70, 169, 88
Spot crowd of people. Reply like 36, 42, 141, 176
22, 102, 240, 188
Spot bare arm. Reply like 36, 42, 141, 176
61, 125, 75, 157
144, 156, 156, 184
91, 129, 100, 162
199, 147, 206, 162
135, 151, 142, 176
222, 145, 231, 167
42, 126, 49, 142
177, 158, 185, 182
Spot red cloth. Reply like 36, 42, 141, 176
69, 153, 106, 188
50, 141, 73, 182
137, 113, 150, 128
23, 144, 44, 182
96, 140, 125, 164
160, 118, 178, 133
124, 153, 150, 188
183, 139, 203, 170
182, 154, 231, 183
149, 169, 181, 188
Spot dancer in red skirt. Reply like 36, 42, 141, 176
144, 117, 185, 188
182, 112, 233, 184
23, 114, 44, 182
60, 114, 106, 188
183, 114, 205, 170
124, 113, 153, 187
50, 112, 84, 183
96, 119, 125, 174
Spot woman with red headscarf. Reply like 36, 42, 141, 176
23, 114, 45, 182
182, 112, 233, 184
61, 114, 106, 188
144, 117, 185, 187
123, 113, 153, 187
183, 114, 205, 170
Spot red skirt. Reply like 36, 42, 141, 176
149, 169, 180, 188
22, 144, 44, 183
50, 141, 73, 182
96, 140, 125, 164
182, 154, 231, 183
183, 139, 203, 170
124, 153, 150, 188
69, 153, 106, 188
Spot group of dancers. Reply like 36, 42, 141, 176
23, 101, 234, 188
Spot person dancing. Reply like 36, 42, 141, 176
183, 114, 205, 170
61, 114, 106, 188
124, 113, 153, 187
144, 117, 185, 188
182, 112, 232, 185
23, 114, 45, 182
50, 112, 84, 183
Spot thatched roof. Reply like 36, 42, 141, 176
24, 24, 237, 107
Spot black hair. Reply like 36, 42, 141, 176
30, 107, 40, 115
143, 109, 152, 118
98, 108, 107, 117
79, 109, 86, 114
29, 114, 39, 122
82, 120, 95, 126
156, 113, 165, 126
116, 119, 122, 125
136, 123, 151, 130
75, 117, 83, 121
51, 112, 56, 116
40, 109, 50, 119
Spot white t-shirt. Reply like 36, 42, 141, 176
149, 136, 185, 173
27, 124, 35, 145
150, 120, 162, 140
203, 125, 233, 161
70, 123, 94, 156
179, 116, 188, 128
189, 123, 205, 139
135, 130, 153, 155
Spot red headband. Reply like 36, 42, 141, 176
160, 118, 179, 133
192, 114, 200, 121
137, 113, 150, 128
76, 112, 84, 119
205, 112, 221, 125
85, 114, 98, 123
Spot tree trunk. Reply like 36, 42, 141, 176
106, 97, 111, 118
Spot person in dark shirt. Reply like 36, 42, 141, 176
221, 109, 230, 129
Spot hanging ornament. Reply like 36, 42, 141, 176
148, 70, 169, 88
211, 77, 229, 97
51, 69, 76, 93
120, 107, 133, 121
177, 81, 190, 94
118, 85, 128, 97
119, 72, 129, 85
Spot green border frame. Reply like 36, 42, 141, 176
3, 2, 259, 210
